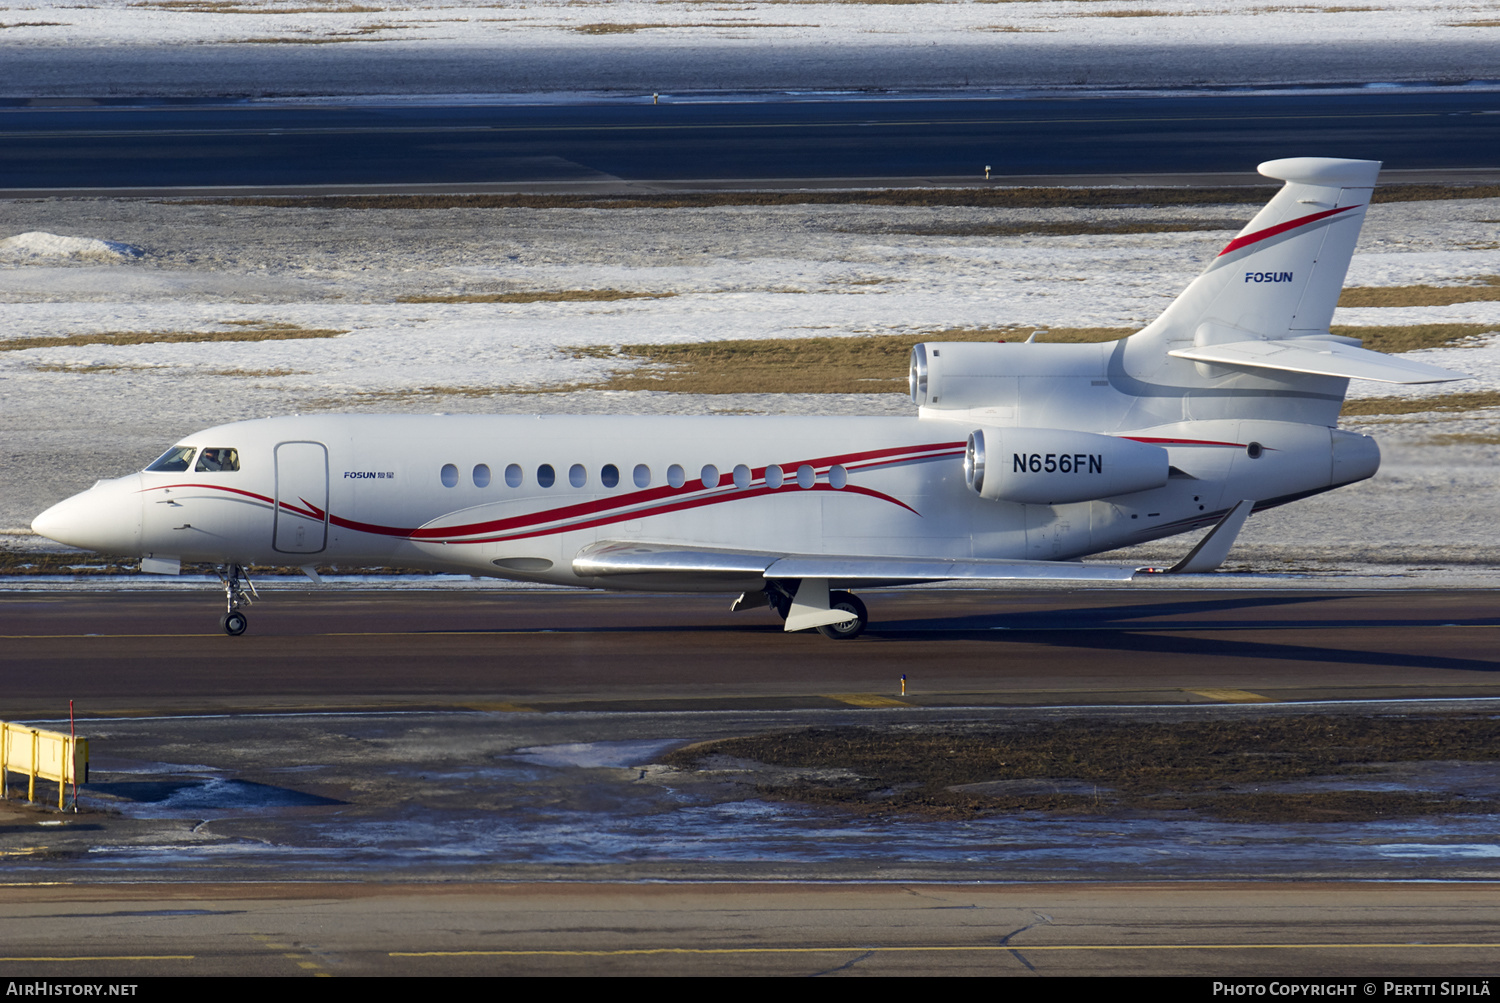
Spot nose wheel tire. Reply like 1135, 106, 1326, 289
816, 591, 868, 640
221, 611, 248, 636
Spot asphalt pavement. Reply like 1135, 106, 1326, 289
2, 90, 1497, 193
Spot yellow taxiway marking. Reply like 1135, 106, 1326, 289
0, 955, 193, 962
824, 693, 912, 708
393, 942, 1500, 959
256, 933, 334, 976
1184, 688, 1275, 703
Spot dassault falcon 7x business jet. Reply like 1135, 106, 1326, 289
32, 158, 1468, 638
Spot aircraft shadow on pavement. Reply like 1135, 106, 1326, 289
869, 594, 1500, 674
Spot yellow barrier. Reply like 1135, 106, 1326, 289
1, 722, 88, 810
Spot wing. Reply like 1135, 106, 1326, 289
572, 540, 1137, 587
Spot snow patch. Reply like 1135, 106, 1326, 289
0, 231, 144, 262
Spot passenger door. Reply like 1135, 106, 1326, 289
274, 441, 328, 554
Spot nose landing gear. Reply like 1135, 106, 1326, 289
216, 563, 257, 636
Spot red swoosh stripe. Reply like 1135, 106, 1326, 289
135, 440, 963, 544
1216, 205, 1360, 258
1120, 436, 1245, 447
461, 483, 918, 545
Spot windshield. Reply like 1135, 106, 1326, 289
145, 445, 196, 472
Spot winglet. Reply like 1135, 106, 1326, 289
1166, 499, 1255, 574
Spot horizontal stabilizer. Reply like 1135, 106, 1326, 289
1168, 338, 1469, 384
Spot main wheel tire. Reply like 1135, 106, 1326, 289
816, 591, 868, 640
221, 610, 248, 636
770, 591, 791, 621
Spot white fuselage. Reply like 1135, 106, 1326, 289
35, 407, 1377, 591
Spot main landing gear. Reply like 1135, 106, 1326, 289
760, 581, 870, 640
216, 563, 257, 636
818, 591, 868, 640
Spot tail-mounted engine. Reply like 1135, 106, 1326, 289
910, 340, 1111, 411
965, 427, 1169, 505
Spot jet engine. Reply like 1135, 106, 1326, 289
964, 427, 1170, 504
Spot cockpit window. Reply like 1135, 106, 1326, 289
195, 447, 240, 472
145, 445, 196, 472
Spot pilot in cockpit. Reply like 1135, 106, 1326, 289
194, 448, 239, 473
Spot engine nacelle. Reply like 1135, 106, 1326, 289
965, 427, 1170, 504
910, 340, 1113, 410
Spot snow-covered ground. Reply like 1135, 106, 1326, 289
1, 192, 1497, 572
5, 0, 1497, 51
1, 0, 1498, 96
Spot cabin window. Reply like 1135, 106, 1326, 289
700, 464, 719, 489
473, 463, 491, 488
733, 464, 751, 489
667, 464, 686, 489
441, 463, 459, 488
505, 463, 523, 488
766, 464, 784, 489
601, 464, 620, 489
569, 463, 587, 488
146, 445, 196, 472
194, 447, 239, 472
797, 464, 815, 489
829, 464, 847, 489
633, 464, 651, 488
538, 464, 556, 488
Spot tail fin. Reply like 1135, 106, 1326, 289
1138, 157, 1379, 347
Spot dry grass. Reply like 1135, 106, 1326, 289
664, 715, 1500, 822
203, 367, 306, 377
0, 21, 69, 27
563, 323, 1487, 396
1421, 432, 1500, 446
2, 321, 348, 353
1341, 391, 1500, 416
1372, 185, 1500, 203
130, 1, 384, 10
1327, 323, 1496, 354
32, 363, 162, 373
570, 327, 1133, 395
229, 34, 398, 43
572, 20, 811, 32
1338, 277, 1500, 308
1449, 19, 1500, 27
1079, 8, 1186, 16
186, 183, 1500, 213
396, 290, 676, 305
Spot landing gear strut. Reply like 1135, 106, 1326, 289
765, 580, 869, 639
216, 563, 257, 636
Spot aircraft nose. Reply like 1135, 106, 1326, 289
31, 475, 142, 554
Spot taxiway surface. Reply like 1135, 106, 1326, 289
4, 882, 1499, 977
3, 90, 1498, 194
3, 588, 1497, 715
5, 586, 1500, 976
